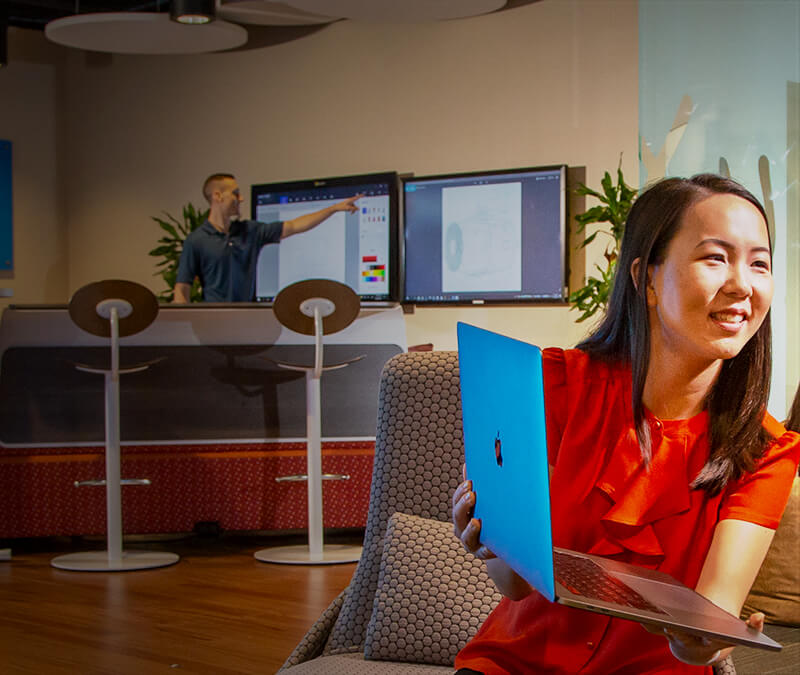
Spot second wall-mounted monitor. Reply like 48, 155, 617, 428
403, 165, 568, 305
251, 171, 399, 304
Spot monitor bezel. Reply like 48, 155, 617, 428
250, 171, 400, 304
401, 164, 569, 306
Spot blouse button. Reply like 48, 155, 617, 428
586, 641, 594, 649
653, 419, 663, 430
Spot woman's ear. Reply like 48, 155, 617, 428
630, 258, 642, 291
631, 258, 657, 306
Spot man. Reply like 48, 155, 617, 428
174, 173, 361, 302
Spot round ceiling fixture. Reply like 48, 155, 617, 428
45, 12, 248, 55
218, 0, 340, 26
171, 0, 216, 24
284, 0, 506, 23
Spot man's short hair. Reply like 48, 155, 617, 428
202, 173, 235, 203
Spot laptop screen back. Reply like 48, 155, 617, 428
457, 322, 556, 601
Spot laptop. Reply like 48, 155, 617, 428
456, 322, 781, 651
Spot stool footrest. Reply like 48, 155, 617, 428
74, 478, 152, 487
274, 474, 350, 483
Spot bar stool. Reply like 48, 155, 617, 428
255, 279, 364, 565
51, 280, 179, 572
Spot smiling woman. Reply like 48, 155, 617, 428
452, 174, 800, 675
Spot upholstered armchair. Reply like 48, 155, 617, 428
278, 350, 796, 675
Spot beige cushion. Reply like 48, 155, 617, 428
364, 512, 503, 665
741, 475, 800, 626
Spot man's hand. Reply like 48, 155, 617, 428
333, 193, 363, 214
173, 282, 192, 303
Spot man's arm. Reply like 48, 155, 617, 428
281, 194, 362, 239
173, 282, 192, 303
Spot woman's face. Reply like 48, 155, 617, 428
645, 193, 773, 368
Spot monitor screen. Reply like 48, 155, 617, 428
403, 165, 568, 305
251, 171, 399, 303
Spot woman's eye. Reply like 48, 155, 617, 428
705, 253, 726, 262
752, 259, 771, 271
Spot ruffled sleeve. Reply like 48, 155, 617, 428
720, 420, 800, 529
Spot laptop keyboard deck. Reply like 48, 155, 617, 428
554, 551, 667, 614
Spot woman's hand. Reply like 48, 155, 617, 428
451, 466, 533, 600
452, 467, 496, 561
661, 627, 728, 666
647, 612, 765, 666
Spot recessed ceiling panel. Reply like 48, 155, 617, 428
285, 0, 506, 23
45, 12, 248, 54
218, 0, 340, 26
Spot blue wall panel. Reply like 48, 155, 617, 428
0, 140, 12, 272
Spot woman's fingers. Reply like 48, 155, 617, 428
452, 479, 472, 508
451, 473, 496, 560
746, 612, 765, 631
452, 483, 475, 535
461, 517, 496, 559
661, 627, 728, 666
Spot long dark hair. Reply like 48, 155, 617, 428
787, 384, 800, 433
578, 174, 773, 495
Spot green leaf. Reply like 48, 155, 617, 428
149, 244, 175, 257
575, 183, 604, 201
600, 172, 614, 199
150, 201, 208, 302
578, 231, 599, 249
575, 205, 609, 225
568, 159, 637, 324
154, 219, 179, 239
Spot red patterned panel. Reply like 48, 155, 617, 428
0, 442, 374, 538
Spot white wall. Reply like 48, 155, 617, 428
3, 0, 639, 350
0, 29, 69, 305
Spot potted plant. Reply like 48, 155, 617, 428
149, 203, 208, 302
569, 163, 637, 323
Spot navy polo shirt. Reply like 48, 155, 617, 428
176, 219, 283, 302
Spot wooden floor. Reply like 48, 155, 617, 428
0, 532, 359, 675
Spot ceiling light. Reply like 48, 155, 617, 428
171, 0, 216, 24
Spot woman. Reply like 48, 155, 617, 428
452, 174, 800, 674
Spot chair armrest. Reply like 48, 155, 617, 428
713, 654, 736, 674
278, 587, 348, 671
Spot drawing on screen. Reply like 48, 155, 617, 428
445, 222, 463, 271
441, 182, 522, 293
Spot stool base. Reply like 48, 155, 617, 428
51, 550, 180, 572
254, 544, 361, 565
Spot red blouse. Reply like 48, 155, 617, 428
455, 348, 800, 675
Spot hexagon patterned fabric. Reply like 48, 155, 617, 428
364, 512, 503, 664
325, 351, 466, 655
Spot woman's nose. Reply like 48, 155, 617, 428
724, 261, 753, 297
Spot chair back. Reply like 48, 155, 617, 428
324, 350, 465, 654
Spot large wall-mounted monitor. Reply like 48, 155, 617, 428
403, 165, 568, 305
251, 171, 399, 304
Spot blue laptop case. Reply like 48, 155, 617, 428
456, 321, 556, 601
